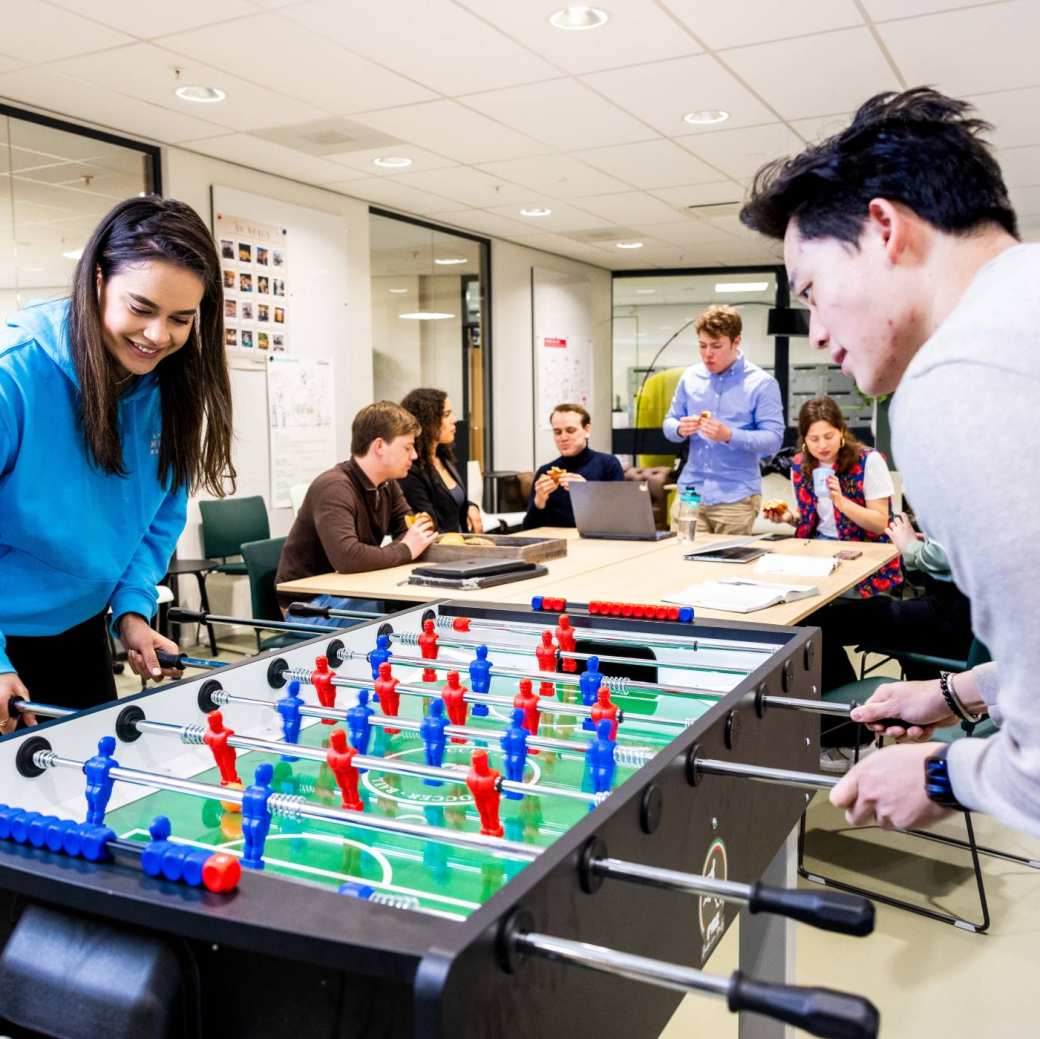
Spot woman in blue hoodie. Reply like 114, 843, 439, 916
0, 196, 234, 730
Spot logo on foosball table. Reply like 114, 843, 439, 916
699, 838, 729, 958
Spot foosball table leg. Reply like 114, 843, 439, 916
739, 826, 799, 1039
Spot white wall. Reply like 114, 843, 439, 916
419, 275, 464, 409
372, 274, 421, 402
491, 242, 611, 474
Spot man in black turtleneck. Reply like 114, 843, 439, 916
522, 403, 624, 529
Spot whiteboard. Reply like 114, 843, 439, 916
531, 267, 594, 463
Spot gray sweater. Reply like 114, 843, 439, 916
891, 243, 1040, 835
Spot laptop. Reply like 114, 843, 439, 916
570, 481, 676, 541
683, 536, 767, 564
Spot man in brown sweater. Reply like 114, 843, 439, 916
276, 402, 436, 599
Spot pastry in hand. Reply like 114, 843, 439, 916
547, 466, 566, 484
405, 511, 433, 529
700, 410, 711, 419
763, 499, 789, 513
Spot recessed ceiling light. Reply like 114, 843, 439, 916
715, 281, 769, 293
683, 110, 730, 126
549, 6, 609, 30
388, 287, 409, 294
615, 241, 643, 249
635, 288, 656, 294
373, 156, 412, 169
434, 257, 467, 265
520, 207, 552, 217
399, 311, 455, 320
62, 248, 83, 261
175, 85, 227, 104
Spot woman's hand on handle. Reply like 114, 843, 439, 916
1, 672, 37, 731
117, 613, 183, 683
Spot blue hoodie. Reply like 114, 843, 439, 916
0, 298, 187, 674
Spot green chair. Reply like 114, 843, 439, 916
240, 537, 309, 653
632, 367, 685, 468
200, 496, 270, 576
798, 639, 1037, 934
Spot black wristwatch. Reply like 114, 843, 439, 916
924, 745, 966, 810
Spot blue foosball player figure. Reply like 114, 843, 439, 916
499, 707, 529, 800
276, 680, 305, 761
585, 719, 617, 797
346, 690, 375, 761
469, 644, 492, 717
419, 700, 448, 786
241, 762, 274, 870
579, 656, 604, 732
367, 634, 392, 680
84, 736, 119, 825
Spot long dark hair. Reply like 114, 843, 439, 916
401, 387, 454, 469
797, 396, 863, 477
68, 195, 235, 496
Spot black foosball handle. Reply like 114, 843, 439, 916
156, 650, 187, 670
748, 883, 875, 936
287, 601, 330, 617
168, 607, 206, 624
728, 972, 879, 1039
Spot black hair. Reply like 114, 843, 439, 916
739, 87, 1018, 244
401, 387, 455, 468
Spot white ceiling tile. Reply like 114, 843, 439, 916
388, 167, 534, 208
862, 0, 1006, 21
0, 53, 25, 74
350, 101, 550, 164
575, 191, 682, 224
336, 177, 462, 216
574, 139, 723, 189
435, 209, 534, 238
3, 0, 133, 61
49, 0, 257, 38
789, 112, 854, 144
996, 147, 1040, 189
159, 13, 437, 113
186, 134, 365, 184
878, 2, 1040, 96
649, 181, 744, 208
581, 54, 779, 137
678, 123, 803, 180
463, 79, 656, 151
721, 28, 901, 121
327, 145, 458, 177
474, 155, 630, 198
455, 0, 701, 75
51, 43, 329, 132
0, 67, 227, 144
647, 219, 737, 246
968, 87, 1040, 150
283, 0, 557, 95
486, 201, 614, 233
663, 0, 863, 49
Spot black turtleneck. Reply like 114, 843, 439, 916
522, 445, 625, 529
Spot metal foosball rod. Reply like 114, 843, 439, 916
131, 717, 604, 806
10, 699, 74, 721
500, 913, 879, 1039
28, 748, 538, 861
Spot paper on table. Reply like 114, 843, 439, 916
663, 579, 820, 613
755, 554, 838, 578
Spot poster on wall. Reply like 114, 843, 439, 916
216, 211, 288, 367
267, 355, 336, 509
536, 331, 592, 429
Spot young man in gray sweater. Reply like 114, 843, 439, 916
740, 88, 1040, 837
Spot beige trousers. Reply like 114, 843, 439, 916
696, 494, 761, 536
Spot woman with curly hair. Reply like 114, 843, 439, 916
398, 388, 482, 534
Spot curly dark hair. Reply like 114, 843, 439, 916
797, 397, 863, 477
401, 387, 454, 468
740, 87, 1018, 244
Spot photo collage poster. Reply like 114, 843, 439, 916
216, 212, 288, 355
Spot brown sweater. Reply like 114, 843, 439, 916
275, 459, 413, 598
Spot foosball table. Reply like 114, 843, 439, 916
0, 599, 880, 1039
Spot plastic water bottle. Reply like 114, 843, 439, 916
677, 488, 701, 543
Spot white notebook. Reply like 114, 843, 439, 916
663, 579, 820, 614
755, 554, 838, 578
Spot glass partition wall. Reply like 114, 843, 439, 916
369, 211, 491, 485
0, 104, 159, 324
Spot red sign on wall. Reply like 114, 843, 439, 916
542, 337, 568, 348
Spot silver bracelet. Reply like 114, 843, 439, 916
948, 673, 983, 724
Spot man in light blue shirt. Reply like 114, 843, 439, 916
662, 305, 784, 534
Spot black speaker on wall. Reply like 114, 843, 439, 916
767, 307, 811, 336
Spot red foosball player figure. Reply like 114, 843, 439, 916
374, 662, 401, 734
326, 728, 363, 811
466, 749, 504, 838
441, 671, 469, 743
513, 678, 542, 739
590, 686, 619, 741
419, 618, 439, 682
555, 614, 578, 673
312, 655, 337, 725
204, 710, 242, 787
535, 629, 557, 672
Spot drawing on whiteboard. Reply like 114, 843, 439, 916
537, 332, 590, 423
